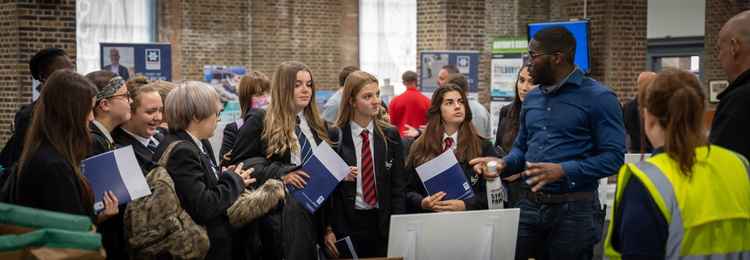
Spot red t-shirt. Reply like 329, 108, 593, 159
388, 87, 431, 136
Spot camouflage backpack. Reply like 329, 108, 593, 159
123, 141, 210, 259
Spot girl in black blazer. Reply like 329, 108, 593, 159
494, 65, 535, 207
15, 70, 119, 224
155, 81, 253, 260
219, 71, 270, 167
230, 61, 332, 260
405, 84, 498, 212
323, 70, 406, 258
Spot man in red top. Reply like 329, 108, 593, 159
389, 70, 430, 137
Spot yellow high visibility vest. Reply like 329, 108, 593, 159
604, 145, 750, 259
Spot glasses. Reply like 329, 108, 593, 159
108, 92, 131, 101
528, 51, 547, 59
528, 50, 562, 59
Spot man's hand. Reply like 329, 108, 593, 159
469, 157, 504, 179
433, 199, 466, 212
524, 162, 565, 192
403, 124, 420, 139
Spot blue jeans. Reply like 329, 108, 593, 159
513, 194, 603, 260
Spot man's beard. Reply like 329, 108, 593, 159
532, 60, 556, 86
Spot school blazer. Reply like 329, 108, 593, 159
327, 124, 407, 239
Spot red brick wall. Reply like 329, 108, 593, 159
160, 0, 357, 90
447, 0, 490, 105
250, 0, 354, 90
560, 0, 648, 102
418, 0, 494, 107
0, 0, 76, 145
160, 0, 252, 82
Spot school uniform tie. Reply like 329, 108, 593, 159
295, 123, 313, 165
443, 137, 454, 152
200, 151, 219, 179
360, 129, 377, 207
147, 139, 158, 153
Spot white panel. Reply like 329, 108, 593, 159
76, 0, 155, 75
359, 0, 418, 99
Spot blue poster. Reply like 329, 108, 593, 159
419, 51, 480, 94
100, 43, 172, 81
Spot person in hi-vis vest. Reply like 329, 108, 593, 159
604, 68, 750, 259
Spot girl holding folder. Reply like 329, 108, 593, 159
15, 70, 119, 223
405, 84, 498, 212
323, 70, 406, 258
229, 61, 332, 260
155, 81, 253, 259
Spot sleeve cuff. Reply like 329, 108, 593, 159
502, 154, 523, 176
222, 171, 245, 190
560, 161, 581, 190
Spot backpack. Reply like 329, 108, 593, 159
123, 141, 210, 259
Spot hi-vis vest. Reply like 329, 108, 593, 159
604, 145, 750, 259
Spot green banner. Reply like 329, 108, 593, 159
492, 37, 528, 54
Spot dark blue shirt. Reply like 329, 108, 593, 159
502, 68, 626, 193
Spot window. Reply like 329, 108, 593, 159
647, 37, 704, 79
359, 0, 417, 101
653, 56, 700, 74
76, 0, 157, 75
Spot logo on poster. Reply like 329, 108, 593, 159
145, 49, 161, 70
457, 56, 471, 74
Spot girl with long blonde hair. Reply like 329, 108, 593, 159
229, 61, 331, 259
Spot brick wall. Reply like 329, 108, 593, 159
447, 0, 490, 105
160, 0, 356, 90
559, 0, 648, 102
160, 0, 252, 82
0, 0, 76, 145
250, 0, 354, 90
704, 0, 750, 97
418, 0, 493, 107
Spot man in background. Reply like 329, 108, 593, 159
388, 71, 430, 137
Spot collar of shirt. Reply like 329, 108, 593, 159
185, 130, 205, 154
296, 112, 315, 141
443, 131, 458, 149
350, 120, 374, 137
297, 111, 306, 124
719, 68, 750, 100
121, 127, 158, 147
92, 120, 114, 144
540, 67, 584, 95
291, 113, 317, 166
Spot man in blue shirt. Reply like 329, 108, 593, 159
471, 27, 625, 259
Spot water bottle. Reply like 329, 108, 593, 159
486, 161, 506, 209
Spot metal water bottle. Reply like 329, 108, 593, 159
486, 161, 506, 209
